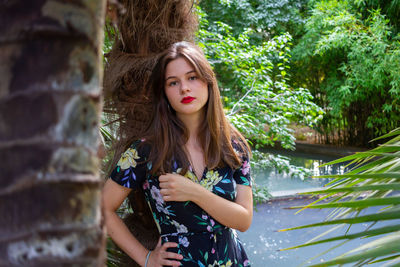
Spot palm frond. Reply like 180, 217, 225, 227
282, 127, 400, 265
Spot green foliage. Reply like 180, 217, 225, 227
282, 128, 400, 266
291, 0, 400, 145
252, 150, 312, 180
196, 6, 323, 203
353, 0, 400, 34
106, 237, 124, 267
196, 8, 324, 150
199, 0, 308, 38
103, 22, 116, 62
252, 182, 272, 205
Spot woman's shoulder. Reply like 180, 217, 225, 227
127, 138, 146, 148
125, 138, 152, 159
115, 138, 152, 171
231, 137, 250, 156
229, 126, 250, 152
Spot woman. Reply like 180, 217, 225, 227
102, 41, 253, 267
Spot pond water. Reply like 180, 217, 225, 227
238, 198, 397, 266
238, 148, 396, 266
253, 148, 345, 197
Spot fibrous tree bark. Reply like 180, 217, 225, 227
0, 0, 106, 266
103, 0, 198, 265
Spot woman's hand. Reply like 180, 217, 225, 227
147, 238, 182, 267
159, 173, 200, 202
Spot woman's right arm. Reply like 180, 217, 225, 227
102, 178, 150, 266
102, 178, 183, 267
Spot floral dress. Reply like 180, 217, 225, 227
110, 140, 252, 267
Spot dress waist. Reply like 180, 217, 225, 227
161, 226, 230, 238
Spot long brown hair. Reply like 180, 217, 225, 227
142, 41, 250, 175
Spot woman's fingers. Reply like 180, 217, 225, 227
159, 174, 169, 183
165, 251, 183, 260
162, 242, 179, 249
161, 259, 182, 266
158, 241, 182, 265
159, 177, 171, 190
150, 239, 182, 267
161, 242, 182, 258
159, 173, 194, 201
160, 188, 173, 201
160, 189, 167, 197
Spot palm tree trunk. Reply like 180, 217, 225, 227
0, 1, 106, 266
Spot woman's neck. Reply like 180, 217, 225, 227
177, 111, 204, 146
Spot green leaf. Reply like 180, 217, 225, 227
372, 128, 400, 141
302, 183, 400, 194
290, 197, 400, 209
281, 224, 400, 251
315, 173, 400, 180
309, 234, 400, 267
279, 210, 400, 231
368, 254, 400, 264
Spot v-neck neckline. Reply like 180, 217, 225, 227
191, 165, 207, 182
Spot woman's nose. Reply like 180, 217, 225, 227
180, 82, 191, 94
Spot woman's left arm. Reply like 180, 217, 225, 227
159, 174, 253, 232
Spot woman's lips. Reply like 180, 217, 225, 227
181, 96, 195, 103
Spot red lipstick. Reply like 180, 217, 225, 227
181, 96, 195, 104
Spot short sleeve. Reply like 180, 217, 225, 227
109, 140, 148, 189
233, 155, 252, 187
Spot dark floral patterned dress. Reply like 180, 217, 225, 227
110, 139, 252, 267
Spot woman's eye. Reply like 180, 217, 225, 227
189, 76, 197, 81
169, 81, 178, 86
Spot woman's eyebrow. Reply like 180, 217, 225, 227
165, 76, 176, 81
165, 70, 196, 81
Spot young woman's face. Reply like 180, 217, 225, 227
164, 57, 208, 118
